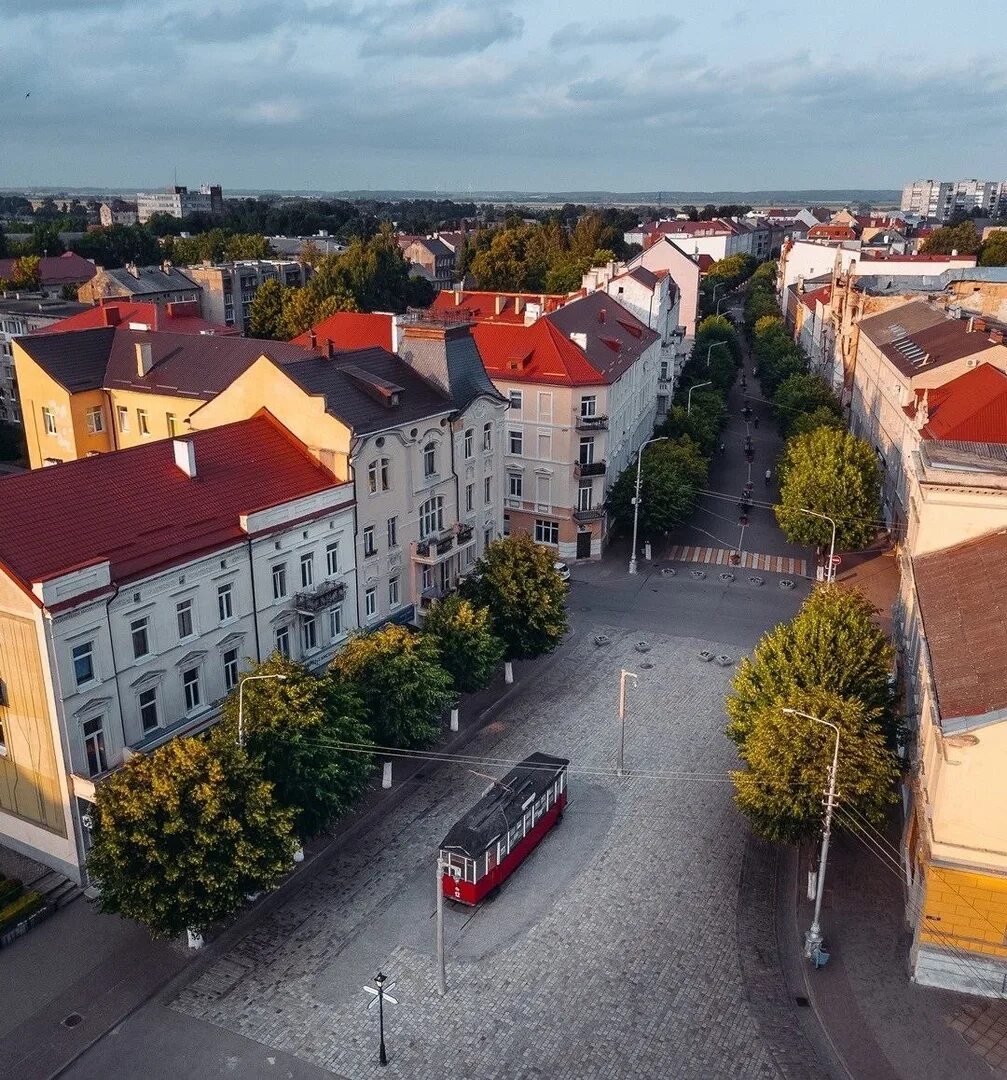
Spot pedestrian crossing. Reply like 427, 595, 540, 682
662, 544, 808, 577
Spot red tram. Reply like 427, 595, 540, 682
439, 752, 569, 905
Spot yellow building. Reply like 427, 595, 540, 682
898, 527, 1007, 995
13, 326, 315, 468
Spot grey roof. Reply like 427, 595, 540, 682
15, 326, 114, 392
544, 290, 659, 383
281, 346, 454, 435
97, 265, 199, 296
398, 323, 506, 413
0, 298, 90, 319
415, 237, 453, 259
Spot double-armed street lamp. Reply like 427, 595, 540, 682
782, 707, 841, 961
628, 436, 668, 575
237, 672, 288, 748
798, 508, 838, 583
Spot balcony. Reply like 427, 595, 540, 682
294, 579, 347, 613
573, 506, 605, 523
420, 584, 448, 609
456, 522, 474, 544
576, 414, 608, 431
413, 532, 456, 564
574, 460, 606, 478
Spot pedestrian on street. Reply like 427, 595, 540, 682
753, 415, 759, 429
764, 467, 772, 486
719, 442, 725, 455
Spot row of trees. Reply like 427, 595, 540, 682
248, 230, 436, 338
919, 219, 1007, 265
727, 587, 900, 844
86, 537, 568, 938
698, 253, 759, 318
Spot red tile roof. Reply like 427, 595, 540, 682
858, 252, 977, 263
291, 311, 394, 352
39, 300, 237, 336
696, 254, 715, 272
430, 290, 569, 324
0, 251, 96, 286
799, 285, 832, 311
808, 224, 859, 241
906, 364, 1007, 443
0, 414, 346, 597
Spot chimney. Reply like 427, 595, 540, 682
173, 438, 197, 478
967, 316, 975, 333
135, 341, 154, 376
598, 307, 607, 324
495, 295, 506, 316
309, 329, 317, 349
102, 304, 121, 327
126, 261, 139, 279
161, 260, 172, 273
453, 289, 463, 307
569, 332, 588, 351
951, 248, 958, 257
975, 318, 987, 332
990, 329, 1004, 345
515, 296, 525, 315
327, 339, 335, 359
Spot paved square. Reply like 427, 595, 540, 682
172, 624, 784, 1079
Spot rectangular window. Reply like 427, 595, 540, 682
116, 406, 129, 432
386, 517, 397, 549
419, 496, 444, 539
578, 482, 594, 511
139, 688, 158, 732
42, 406, 57, 435
464, 429, 473, 458
137, 409, 150, 436
300, 552, 314, 588
537, 391, 553, 423
537, 432, 551, 459
72, 641, 95, 687
182, 666, 201, 712
301, 614, 317, 653
389, 576, 400, 608
579, 436, 594, 464
508, 473, 523, 499
535, 519, 559, 545
272, 563, 287, 599
484, 476, 492, 504
217, 583, 233, 622
509, 429, 523, 455
83, 716, 107, 777
535, 474, 551, 509
482, 423, 492, 451
423, 442, 437, 477
363, 526, 376, 557
328, 606, 343, 639
326, 541, 340, 576
580, 395, 597, 418
367, 458, 390, 494
176, 598, 194, 639
130, 617, 150, 660
465, 483, 474, 512
223, 648, 239, 691
508, 389, 522, 412
422, 566, 433, 590
166, 412, 177, 436
365, 587, 377, 619
275, 625, 291, 658
85, 406, 104, 434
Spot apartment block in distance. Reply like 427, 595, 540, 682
136, 184, 224, 224
0, 416, 356, 882
185, 260, 309, 332
900, 179, 1007, 223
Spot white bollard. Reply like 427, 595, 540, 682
293, 847, 304, 863
382, 760, 393, 789
186, 929, 204, 950
644, 541, 652, 562
807, 869, 818, 901
450, 707, 459, 732
504, 661, 513, 685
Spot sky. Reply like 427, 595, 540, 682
2, 0, 1007, 193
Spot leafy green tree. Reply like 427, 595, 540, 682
788, 405, 846, 438
462, 536, 568, 660
0, 226, 8, 259
726, 585, 895, 749
607, 440, 705, 538
86, 736, 296, 938
249, 278, 288, 339
0, 419, 26, 462
732, 688, 899, 844
657, 398, 726, 456
772, 372, 842, 436
217, 654, 373, 839
920, 220, 981, 256
75, 225, 163, 268
776, 427, 881, 550
331, 625, 454, 748
11, 255, 40, 287
422, 595, 505, 693
224, 233, 272, 260
979, 230, 1007, 267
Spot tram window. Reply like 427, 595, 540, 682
487, 847, 498, 873
499, 840, 506, 861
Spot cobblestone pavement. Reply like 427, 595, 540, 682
170, 625, 790, 1080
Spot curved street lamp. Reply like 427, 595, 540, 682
798, 508, 838, 583
628, 436, 668, 575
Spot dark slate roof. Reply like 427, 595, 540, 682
398, 323, 506, 413
281, 346, 454, 434
98, 265, 198, 295
16, 326, 317, 397
544, 290, 659, 383
439, 753, 570, 858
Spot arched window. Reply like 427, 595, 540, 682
423, 442, 437, 478
463, 428, 474, 459
419, 495, 444, 539
482, 423, 493, 451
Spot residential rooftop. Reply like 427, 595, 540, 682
36, 299, 237, 336
291, 311, 394, 353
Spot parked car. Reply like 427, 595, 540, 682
554, 560, 571, 583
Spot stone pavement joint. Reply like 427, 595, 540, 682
664, 545, 808, 578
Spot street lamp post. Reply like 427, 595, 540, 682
706, 340, 728, 368
687, 381, 712, 416
782, 707, 840, 961
237, 673, 289, 748
711, 281, 726, 312
375, 971, 389, 1066
628, 436, 668, 575
798, 508, 838, 583
617, 669, 638, 776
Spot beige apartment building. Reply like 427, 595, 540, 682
185, 260, 309, 332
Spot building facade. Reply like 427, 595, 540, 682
78, 263, 201, 306
901, 179, 1007, 223
0, 416, 356, 882
136, 185, 223, 224
184, 260, 309, 332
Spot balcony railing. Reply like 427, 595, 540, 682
420, 585, 448, 609
573, 506, 605, 523
574, 460, 606, 477
436, 533, 455, 556
456, 522, 474, 544
576, 414, 608, 431
413, 531, 457, 563
294, 579, 346, 613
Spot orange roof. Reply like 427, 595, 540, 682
907, 363, 1007, 443
431, 290, 569, 324
808, 224, 858, 241
799, 285, 832, 311
472, 320, 605, 386
41, 299, 237, 336
291, 312, 394, 352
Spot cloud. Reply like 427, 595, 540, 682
566, 76, 621, 101
550, 16, 681, 50
237, 99, 305, 125
360, 2, 523, 57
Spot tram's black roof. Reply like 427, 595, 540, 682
439, 752, 569, 858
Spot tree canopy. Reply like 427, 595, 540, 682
422, 595, 505, 694
608, 436, 707, 537
775, 426, 882, 550
978, 230, 1007, 267
462, 536, 568, 660
86, 736, 296, 938
920, 220, 981, 256
772, 373, 843, 437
